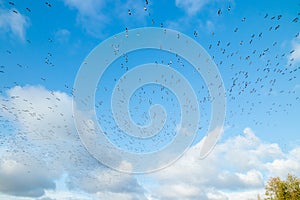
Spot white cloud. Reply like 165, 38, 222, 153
205, 20, 215, 32
0, 8, 29, 41
0, 86, 146, 199
264, 146, 300, 178
0, 86, 300, 200
289, 36, 300, 65
142, 127, 300, 199
175, 0, 212, 15
63, 0, 108, 37
54, 29, 71, 43
0, 156, 56, 197
63, 0, 104, 15
225, 189, 265, 200
62, 0, 148, 37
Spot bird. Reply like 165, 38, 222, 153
277, 15, 282, 20
45, 2, 51, 7
292, 17, 299, 22
193, 31, 198, 37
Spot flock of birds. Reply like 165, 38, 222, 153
0, 1, 299, 156
8, 1, 48, 13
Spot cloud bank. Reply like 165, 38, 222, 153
0, 85, 299, 200
0, 86, 146, 199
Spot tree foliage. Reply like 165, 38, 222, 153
264, 174, 300, 200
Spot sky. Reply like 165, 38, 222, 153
0, 0, 299, 199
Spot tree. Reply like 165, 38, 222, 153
264, 174, 300, 200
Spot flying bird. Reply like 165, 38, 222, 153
292, 17, 299, 22
45, 2, 51, 7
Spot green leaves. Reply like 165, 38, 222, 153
264, 174, 300, 200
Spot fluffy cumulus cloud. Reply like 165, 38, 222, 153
0, 156, 55, 197
0, 86, 147, 199
0, 85, 300, 200
143, 128, 300, 200
0, 8, 29, 41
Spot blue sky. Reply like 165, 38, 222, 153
0, 0, 299, 199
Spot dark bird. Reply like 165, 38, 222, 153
277, 15, 282, 20
26, 7, 31, 12
45, 2, 51, 7
292, 17, 299, 23
193, 31, 198, 37
8, 1, 15, 5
